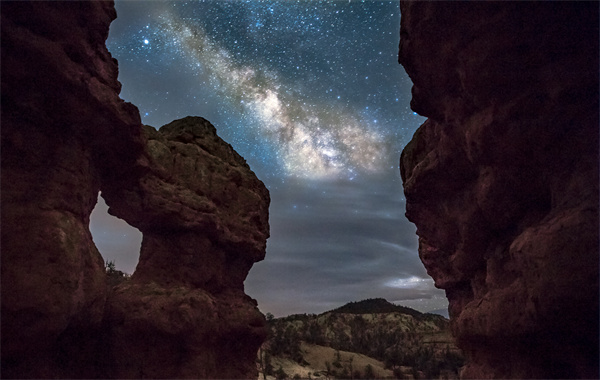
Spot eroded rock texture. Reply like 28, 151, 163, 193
100, 118, 270, 378
1, 1, 143, 377
398, 2, 599, 379
1, 1, 268, 378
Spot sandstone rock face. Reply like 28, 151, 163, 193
398, 2, 599, 379
1, 2, 269, 379
101, 118, 270, 378
1, 2, 142, 377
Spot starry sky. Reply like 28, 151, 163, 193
90, 0, 449, 317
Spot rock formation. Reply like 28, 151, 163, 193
1, 1, 269, 378
1, 2, 142, 377
398, 2, 599, 378
100, 118, 270, 378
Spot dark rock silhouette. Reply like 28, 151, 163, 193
398, 2, 599, 378
1, 2, 268, 378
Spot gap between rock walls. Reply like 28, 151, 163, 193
89, 192, 142, 275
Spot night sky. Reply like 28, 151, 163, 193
90, 0, 449, 317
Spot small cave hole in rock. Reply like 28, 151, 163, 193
89, 192, 142, 275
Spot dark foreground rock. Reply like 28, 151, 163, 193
1, 1, 269, 378
398, 2, 599, 378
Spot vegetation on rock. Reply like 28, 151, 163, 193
105, 260, 130, 288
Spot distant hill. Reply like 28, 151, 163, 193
328, 298, 424, 318
259, 299, 464, 379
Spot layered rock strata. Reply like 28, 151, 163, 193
1, 1, 269, 378
398, 2, 599, 379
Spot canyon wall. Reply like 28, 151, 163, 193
398, 2, 599, 379
1, 1, 268, 378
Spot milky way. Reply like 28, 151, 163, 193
97, 0, 449, 317
158, 9, 387, 178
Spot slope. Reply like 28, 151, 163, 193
258, 299, 463, 379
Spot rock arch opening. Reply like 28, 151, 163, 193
89, 192, 142, 275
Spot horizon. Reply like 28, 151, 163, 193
270, 297, 450, 319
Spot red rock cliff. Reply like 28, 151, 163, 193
398, 2, 599, 378
1, 1, 269, 378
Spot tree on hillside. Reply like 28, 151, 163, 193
274, 365, 287, 380
333, 350, 342, 368
105, 259, 130, 288
439, 345, 465, 374
332, 325, 350, 350
257, 347, 273, 379
305, 320, 325, 345
384, 345, 403, 371
285, 325, 303, 363
349, 315, 369, 352
324, 361, 332, 380
270, 323, 303, 363
371, 327, 389, 358
364, 364, 376, 380
106, 260, 116, 272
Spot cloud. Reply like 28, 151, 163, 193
87, 167, 448, 318
244, 175, 446, 317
